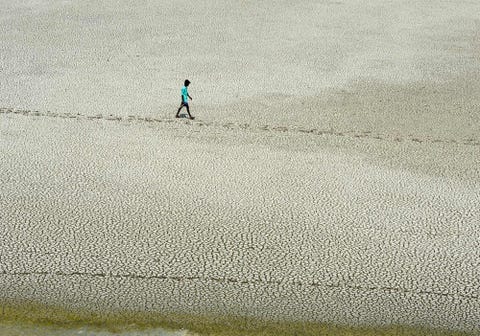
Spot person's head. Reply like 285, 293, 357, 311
184, 79, 191, 86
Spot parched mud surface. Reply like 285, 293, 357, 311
1, 0, 480, 333
1, 112, 479, 332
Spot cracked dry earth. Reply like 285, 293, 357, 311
1, 109, 479, 332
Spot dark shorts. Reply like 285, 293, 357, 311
181, 101, 189, 106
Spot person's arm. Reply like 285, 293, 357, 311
188, 93, 192, 100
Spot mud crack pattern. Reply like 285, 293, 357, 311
1, 110, 479, 333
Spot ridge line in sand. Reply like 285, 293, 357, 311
1, 269, 478, 301
1, 107, 479, 147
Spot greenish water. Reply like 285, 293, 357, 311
0, 301, 474, 336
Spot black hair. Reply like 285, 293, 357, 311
184, 79, 191, 86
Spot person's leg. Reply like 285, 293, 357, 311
176, 102, 184, 117
185, 104, 193, 119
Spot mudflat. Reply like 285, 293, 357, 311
1, 0, 479, 334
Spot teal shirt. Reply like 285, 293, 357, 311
181, 86, 188, 102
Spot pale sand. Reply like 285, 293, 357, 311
1, 0, 480, 333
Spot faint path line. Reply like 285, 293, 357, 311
0, 269, 478, 301
1, 107, 479, 147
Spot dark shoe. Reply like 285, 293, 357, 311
189, 116, 195, 120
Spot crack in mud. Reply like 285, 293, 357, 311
1, 107, 478, 146
1, 270, 478, 301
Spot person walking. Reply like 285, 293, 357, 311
176, 79, 194, 119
